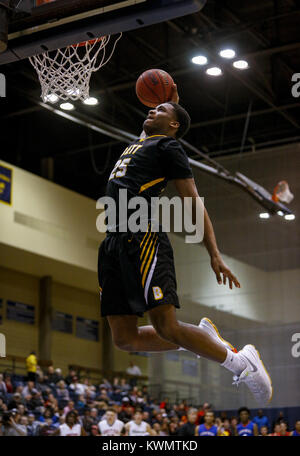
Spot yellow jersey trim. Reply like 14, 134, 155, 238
139, 177, 165, 194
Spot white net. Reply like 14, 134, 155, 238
29, 33, 122, 103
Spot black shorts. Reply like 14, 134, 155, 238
97, 228, 180, 317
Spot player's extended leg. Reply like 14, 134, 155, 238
107, 314, 180, 352
108, 308, 227, 362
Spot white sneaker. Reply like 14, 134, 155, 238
232, 344, 273, 406
178, 317, 237, 357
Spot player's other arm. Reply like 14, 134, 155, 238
174, 178, 240, 289
194, 425, 199, 436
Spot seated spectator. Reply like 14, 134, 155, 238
177, 408, 197, 436
4, 374, 14, 394
56, 380, 70, 406
39, 418, 57, 436
55, 411, 86, 436
260, 425, 269, 436
21, 381, 36, 398
44, 366, 61, 386
0, 412, 27, 436
75, 394, 86, 413
253, 409, 269, 432
17, 404, 26, 417
44, 392, 58, 411
63, 400, 75, 416
279, 422, 290, 436
169, 421, 179, 435
126, 361, 142, 377
99, 378, 112, 390
69, 376, 85, 396
0, 374, 7, 397
65, 368, 78, 386
26, 413, 41, 436
120, 378, 130, 393
270, 423, 281, 436
27, 390, 45, 413
8, 392, 24, 410
90, 424, 100, 436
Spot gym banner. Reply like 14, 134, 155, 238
0, 163, 13, 205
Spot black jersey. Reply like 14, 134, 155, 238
105, 134, 193, 232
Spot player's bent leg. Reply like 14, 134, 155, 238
107, 314, 180, 352
149, 304, 227, 362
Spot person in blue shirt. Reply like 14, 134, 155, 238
236, 407, 258, 436
291, 420, 300, 436
195, 411, 220, 436
253, 409, 269, 432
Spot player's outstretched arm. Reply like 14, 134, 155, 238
175, 177, 241, 290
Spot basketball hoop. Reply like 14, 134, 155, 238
272, 180, 294, 204
29, 33, 122, 103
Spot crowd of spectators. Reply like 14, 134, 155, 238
0, 366, 299, 437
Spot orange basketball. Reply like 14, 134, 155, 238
136, 69, 174, 107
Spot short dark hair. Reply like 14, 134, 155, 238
167, 102, 191, 139
238, 407, 250, 416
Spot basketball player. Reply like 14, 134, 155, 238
125, 410, 154, 436
98, 84, 272, 405
195, 411, 220, 436
98, 408, 125, 436
236, 407, 258, 436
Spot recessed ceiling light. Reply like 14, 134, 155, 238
192, 55, 208, 65
60, 102, 74, 111
277, 211, 284, 217
206, 67, 222, 76
219, 49, 236, 59
233, 60, 249, 70
259, 212, 270, 219
284, 214, 295, 221
83, 97, 99, 105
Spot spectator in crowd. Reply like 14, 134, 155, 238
273, 411, 285, 427
0, 373, 7, 397
69, 376, 86, 396
260, 425, 269, 436
4, 374, 13, 394
8, 392, 24, 410
236, 407, 259, 436
90, 424, 100, 436
291, 420, 300, 436
177, 408, 198, 436
253, 409, 269, 432
0, 412, 27, 436
126, 361, 142, 377
44, 365, 62, 386
279, 422, 290, 436
26, 413, 41, 436
21, 380, 36, 398
120, 378, 130, 394
270, 423, 281, 436
65, 368, 78, 386
56, 380, 70, 406
38, 417, 57, 436
98, 408, 125, 436
25, 351, 37, 383
55, 411, 86, 436
63, 400, 75, 416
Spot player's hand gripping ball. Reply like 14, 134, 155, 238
136, 69, 176, 107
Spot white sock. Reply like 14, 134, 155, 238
221, 348, 246, 376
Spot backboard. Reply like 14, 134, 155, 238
0, 0, 207, 65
